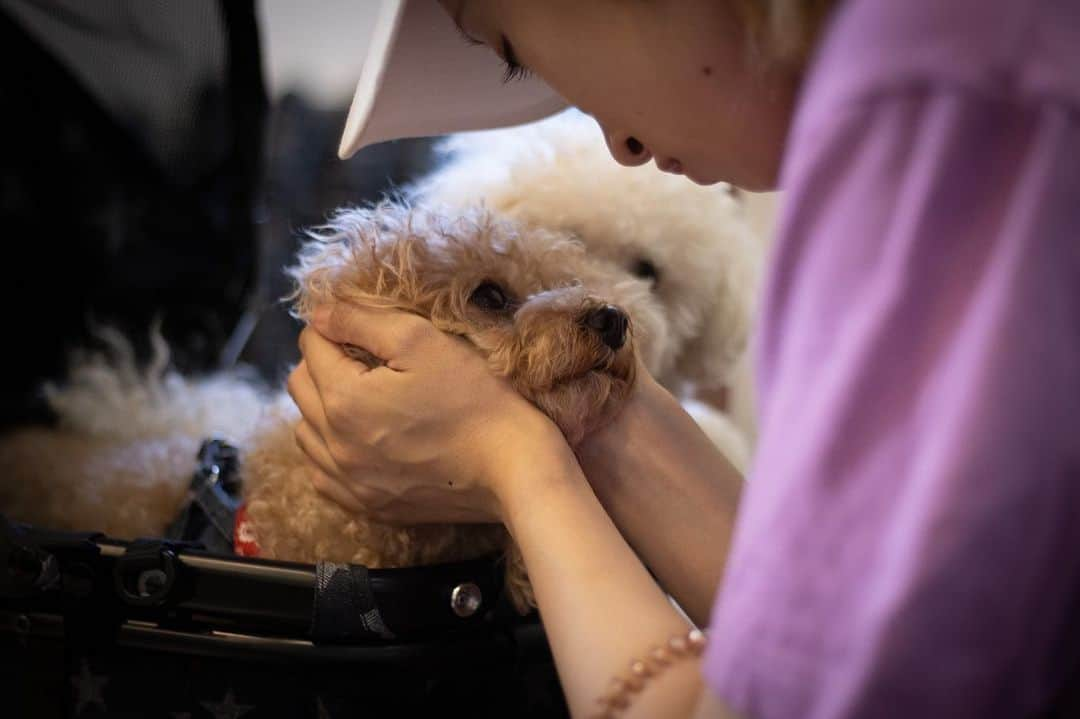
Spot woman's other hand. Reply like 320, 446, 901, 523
575, 361, 744, 625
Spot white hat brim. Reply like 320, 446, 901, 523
338, 0, 568, 159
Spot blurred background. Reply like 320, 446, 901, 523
246, 0, 441, 383
0, 0, 438, 429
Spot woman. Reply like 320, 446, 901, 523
287, 1, 1080, 716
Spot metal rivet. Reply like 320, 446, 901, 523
14, 614, 30, 635
136, 569, 168, 597
450, 582, 482, 618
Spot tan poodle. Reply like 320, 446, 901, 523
410, 110, 764, 468
0, 202, 656, 611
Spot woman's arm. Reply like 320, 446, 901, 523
494, 414, 741, 719
575, 369, 744, 627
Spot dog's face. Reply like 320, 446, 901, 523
410, 111, 763, 393
290, 203, 641, 445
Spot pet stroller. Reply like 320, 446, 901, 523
0, 1, 567, 716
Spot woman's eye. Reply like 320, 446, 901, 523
632, 258, 660, 285
500, 36, 532, 83
469, 281, 510, 311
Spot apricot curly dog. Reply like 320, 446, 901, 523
0, 202, 651, 612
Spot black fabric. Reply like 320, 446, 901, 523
1, 620, 569, 718
311, 562, 394, 642
1, 523, 570, 717
0, 0, 266, 429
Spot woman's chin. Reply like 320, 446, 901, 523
686, 153, 782, 190
684, 166, 727, 187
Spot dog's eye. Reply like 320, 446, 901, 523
469, 281, 510, 311
632, 258, 660, 285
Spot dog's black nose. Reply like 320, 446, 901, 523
584, 305, 629, 351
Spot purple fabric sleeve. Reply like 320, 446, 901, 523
702, 2, 1080, 716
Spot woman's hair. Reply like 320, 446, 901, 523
732, 0, 839, 67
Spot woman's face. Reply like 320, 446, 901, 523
439, 0, 800, 190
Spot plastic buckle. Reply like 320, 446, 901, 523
164, 438, 242, 553
112, 540, 182, 607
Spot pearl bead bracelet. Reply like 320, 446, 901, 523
588, 627, 708, 719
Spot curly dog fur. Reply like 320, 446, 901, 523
1, 203, 651, 611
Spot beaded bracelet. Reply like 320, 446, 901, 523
589, 627, 708, 719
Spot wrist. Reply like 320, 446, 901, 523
481, 415, 584, 525
576, 368, 673, 495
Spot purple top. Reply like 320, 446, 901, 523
704, 0, 1080, 717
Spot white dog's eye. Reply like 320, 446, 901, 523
469, 281, 511, 311
632, 259, 660, 285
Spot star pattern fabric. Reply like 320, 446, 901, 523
200, 689, 254, 719
70, 660, 109, 716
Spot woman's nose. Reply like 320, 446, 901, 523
602, 128, 653, 167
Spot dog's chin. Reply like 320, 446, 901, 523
525, 349, 636, 447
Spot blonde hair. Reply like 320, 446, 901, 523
732, 0, 839, 67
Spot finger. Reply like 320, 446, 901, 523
307, 466, 368, 515
292, 419, 341, 478
294, 420, 387, 516
286, 361, 331, 437
311, 302, 434, 369
297, 325, 375, 401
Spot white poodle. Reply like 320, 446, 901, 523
411, 110, 764, 469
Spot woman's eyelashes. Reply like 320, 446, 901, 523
455, 24, 530, 84
500, 36, 532, 83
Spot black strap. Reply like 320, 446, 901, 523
311, 562, 395, 642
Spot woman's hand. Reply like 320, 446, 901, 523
286, 302, 571, 524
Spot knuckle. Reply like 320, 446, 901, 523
364, 424, 392, 452
285, 366, 303, 397
323, 437, 352, 468
348, 506, 374, 522
350, 485, 380, 505
293, 424, 318, 458
320, 389, 349, 424
396, 317, 432, 353
309, 470, 332, 493
324, 303, 343, 333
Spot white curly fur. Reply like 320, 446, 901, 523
44, 326, 276, 445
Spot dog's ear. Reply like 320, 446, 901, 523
287, 204, 407, 321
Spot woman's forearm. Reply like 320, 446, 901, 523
500, 440, 713, 719
575, 373, 744, 627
